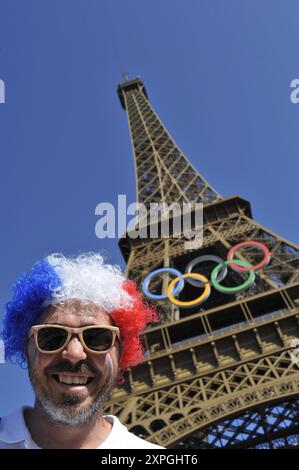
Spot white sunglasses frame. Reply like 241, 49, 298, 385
28, 324, 120, 355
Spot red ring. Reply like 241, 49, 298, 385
227, 241, 271, 272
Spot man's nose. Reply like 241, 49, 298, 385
61, 336, 87, 363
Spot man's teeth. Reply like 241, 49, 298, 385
58, 374, 89, 385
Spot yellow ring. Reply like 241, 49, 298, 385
167, 273, 210, 307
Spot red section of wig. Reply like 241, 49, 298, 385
110, 280, 158, 373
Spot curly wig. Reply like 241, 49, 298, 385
1, 253, 157, 371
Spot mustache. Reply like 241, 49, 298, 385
45, 360, 98, 377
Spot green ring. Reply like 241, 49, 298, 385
211, 259, 255, 294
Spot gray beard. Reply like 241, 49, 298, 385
29, 368, 115, 427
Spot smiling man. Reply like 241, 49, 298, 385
0, 253, 162, 449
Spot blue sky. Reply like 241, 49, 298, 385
0, 0, 299, 416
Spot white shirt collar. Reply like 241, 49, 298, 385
0, 406, 34, 448
0, 407, 162, 449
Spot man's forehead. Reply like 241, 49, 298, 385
37, 299, 112, 326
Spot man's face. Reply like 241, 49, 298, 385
26, 299, 120, 426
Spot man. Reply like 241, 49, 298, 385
0, 253, 163, 449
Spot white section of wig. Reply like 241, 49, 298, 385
44, 252, 133, 312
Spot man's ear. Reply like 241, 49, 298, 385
113, 334, 122, 360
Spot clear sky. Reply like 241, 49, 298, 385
0, 0, 299, 416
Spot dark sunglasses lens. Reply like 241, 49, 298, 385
37, 327, 68, 351
83, 328, 114, 352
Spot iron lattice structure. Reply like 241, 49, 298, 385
105, 77, 299, 448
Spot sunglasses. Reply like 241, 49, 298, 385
28, 324, 120, 355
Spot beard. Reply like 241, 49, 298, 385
28, 359, 116, 427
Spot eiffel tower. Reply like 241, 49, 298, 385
105, 76, 299, 448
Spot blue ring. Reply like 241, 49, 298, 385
142, 268, 185, 300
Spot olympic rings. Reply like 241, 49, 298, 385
211, 259, 255, 293
185, 255, 227, 287
167, 273, 211, 308
143, 268, 184, 300
142, 241, 271, 307
227, 241, 271, 272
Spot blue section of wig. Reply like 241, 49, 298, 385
1, 259, 62, 366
